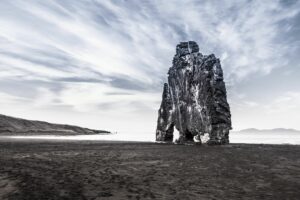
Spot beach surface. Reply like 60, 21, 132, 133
0, 139, 299, 200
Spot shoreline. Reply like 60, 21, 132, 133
0, 135, 299, 145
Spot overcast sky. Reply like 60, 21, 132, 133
0, 0, 300, 136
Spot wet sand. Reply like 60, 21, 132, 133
0, 139, 299, 200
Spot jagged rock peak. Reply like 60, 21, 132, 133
175, 41, 199, 57
156, 41, 232, 145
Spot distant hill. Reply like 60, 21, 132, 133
234, 128, 300, 134
0, 114, 110, 136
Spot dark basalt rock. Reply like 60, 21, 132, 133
156, 41, 231, 144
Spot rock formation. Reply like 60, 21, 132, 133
156, 41, 231, 144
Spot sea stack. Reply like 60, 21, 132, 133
156, 41, 232, 144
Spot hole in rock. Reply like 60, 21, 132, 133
200, 133, 210, 144
173, 128, 180, 142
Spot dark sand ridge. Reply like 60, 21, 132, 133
0, 139, 299, 200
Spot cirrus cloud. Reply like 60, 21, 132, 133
0, 0, 299, 132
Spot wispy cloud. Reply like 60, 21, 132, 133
0, 0, 299, 131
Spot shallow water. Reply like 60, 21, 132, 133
230, 132, 300, 145
0, 132, 154, 142
1, 132, 300, 145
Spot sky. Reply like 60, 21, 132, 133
0, 0, 300, 137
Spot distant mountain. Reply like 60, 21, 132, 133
234, 128, 300, 134
0, 114, 110, 136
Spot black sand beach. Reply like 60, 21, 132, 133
0, 139, 299, 200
